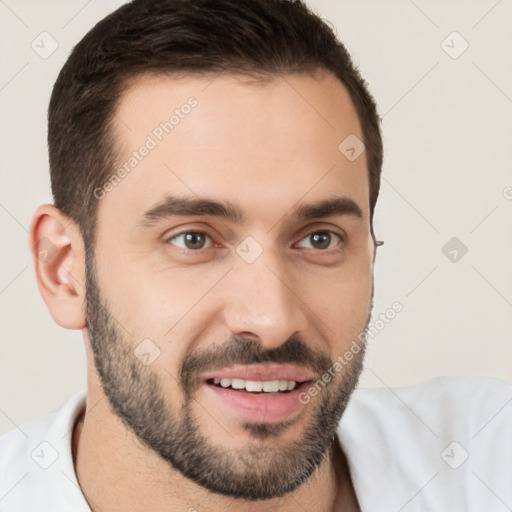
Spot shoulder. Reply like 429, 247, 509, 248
347, 375, 512, 432
0, 390, 89, 511
339, 376, 512, 511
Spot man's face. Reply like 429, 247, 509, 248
84, 71, 375, 499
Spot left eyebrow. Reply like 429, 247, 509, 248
293, 196, 364, 221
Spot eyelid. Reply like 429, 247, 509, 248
293, 221, 346, 241
165, 229, 215, 250
294, 229, 344, 250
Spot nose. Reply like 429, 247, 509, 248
221, 247, 308, 349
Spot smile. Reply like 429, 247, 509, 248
199, 364, 317, 423
208, 377, 301, 393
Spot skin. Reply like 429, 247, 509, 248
30, 70, 375, 511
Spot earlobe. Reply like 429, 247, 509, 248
29, 204, 86, 329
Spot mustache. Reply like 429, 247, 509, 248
179, 333, 333, 395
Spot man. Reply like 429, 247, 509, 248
0, 0, 510, 510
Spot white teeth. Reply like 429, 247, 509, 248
211, 378, 299, 393
220, 378, 231, 388
231, 378, 245, 389
262, 380, 280, 392
245, 380, 263, 392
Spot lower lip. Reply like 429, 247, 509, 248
202, 382, 311, 423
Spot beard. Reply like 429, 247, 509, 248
84, 246, 371, 501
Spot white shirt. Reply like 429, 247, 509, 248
1, 376, 511, 511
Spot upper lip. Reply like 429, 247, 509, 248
201, 364, 317, 383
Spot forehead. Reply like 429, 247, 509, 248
101, 71, 369, 230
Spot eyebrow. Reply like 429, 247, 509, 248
137, 195, 363, 227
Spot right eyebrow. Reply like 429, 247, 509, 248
137, 195, 245, 228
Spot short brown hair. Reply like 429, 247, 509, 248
48, 0, 382, 248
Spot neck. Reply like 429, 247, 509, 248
72, 390, 359, 512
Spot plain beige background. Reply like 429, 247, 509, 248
1, 0, 511, 436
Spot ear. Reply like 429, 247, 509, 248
370, 223, 381, 265
29, 204, 86, 329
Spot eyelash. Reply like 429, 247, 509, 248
165, 229, 344, 252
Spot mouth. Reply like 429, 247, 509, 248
199, 364, 317, 423
206, 377, 306, 393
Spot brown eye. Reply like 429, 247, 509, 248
296, 231, 341, 250
167, 231, 212, 250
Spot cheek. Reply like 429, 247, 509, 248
101, 265, 222, 370
299, 260, 373, 346
309, 284, 371, 332
98, 253, 203, 331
